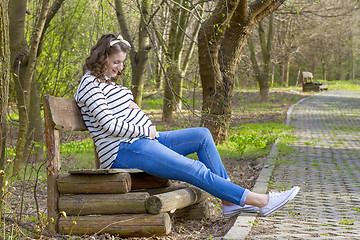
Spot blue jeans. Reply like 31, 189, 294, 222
111, 127, 249, 206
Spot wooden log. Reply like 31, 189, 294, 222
145, 186, 210, 214
58, 213, 171, 237
57, 173, 131, 194
174, 199, 211, 220
130, 171, 170, 190
58, 192, 150, 215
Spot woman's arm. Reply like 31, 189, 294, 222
76, 78, 151, 139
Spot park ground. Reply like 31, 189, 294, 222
5, 88, 314, 239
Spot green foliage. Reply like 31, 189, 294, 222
60, 138, 93, 155
339, 218, 355, 225
315, 80, 360, 91
142, 97, 163, 110
218, 123, 293, 158
60, 138, 95, 171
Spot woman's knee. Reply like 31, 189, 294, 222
195, 127, 213, 141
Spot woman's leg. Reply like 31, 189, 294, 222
112, 137, 249, 206
157, 127, 229, 180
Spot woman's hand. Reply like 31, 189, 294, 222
128, 101, 140, 110
149, 125, 158, 139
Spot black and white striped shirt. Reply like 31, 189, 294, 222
74, 72, 152, 169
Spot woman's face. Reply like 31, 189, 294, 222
105, 51, 127, 78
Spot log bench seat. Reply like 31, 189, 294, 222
44, 95, 211, 237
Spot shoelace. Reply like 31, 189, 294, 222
269, 189, 292, 199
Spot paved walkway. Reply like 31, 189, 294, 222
229, 90, 360, 239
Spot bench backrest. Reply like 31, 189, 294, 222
44, 95, 87, 131
301, 72, 314, 84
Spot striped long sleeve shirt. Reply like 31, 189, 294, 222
74, 72, 153, 169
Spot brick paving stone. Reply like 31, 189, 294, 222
246, 91, 360, 239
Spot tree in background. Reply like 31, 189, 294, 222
160, 0, 203, 122
198, 0, 286, 144
248, 14, 274, 101
115, 0, 151, 108
0, 0, 10, 196
285, 0, 360, 82
9, 0, 64, 175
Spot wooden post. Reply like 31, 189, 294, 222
44, 95, 61, 233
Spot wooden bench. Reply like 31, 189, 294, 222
44, 95, 210, 237
301, 72, 328, 92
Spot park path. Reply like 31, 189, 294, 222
246, 90, 360, 239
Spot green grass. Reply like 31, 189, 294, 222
141, 93, 202, 111
218, 123, 294, 159
60, 138, 96, 171
316, 79, 360, 91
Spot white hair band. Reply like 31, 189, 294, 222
110, 35, 131, 48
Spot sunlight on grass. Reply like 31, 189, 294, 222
218, 123, 294, 159
60, 138, 96, 171
316, 80, 360, 91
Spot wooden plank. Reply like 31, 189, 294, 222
57, 173, 131, 194
58, 192, 149, 215
46, 95, 87, 131
145, 186, 210, 214
44, 95, 61, 234
58, 213, 172, 237
69, 168, 143, 175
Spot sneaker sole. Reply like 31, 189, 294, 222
261, 186, 300, 217
223, 207, 260, 216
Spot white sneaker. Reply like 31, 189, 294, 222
260, 186, 300, 217
223, 204, 260, 216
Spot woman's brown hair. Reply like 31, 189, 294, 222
83, 33, 131, 83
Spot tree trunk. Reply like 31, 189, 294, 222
26, 75, 43, 162
257, 15, 273, 101
131, 0, 150, 107
284, 54, 290, 87
11, 0, 50, 175
199, 0, 285, 143
162, 0, 186, 122
115, 0, 150, 108
162, 64, 179, 122
0, 0, 11, 196
161, 0, 202, 122
279, 62, 284, 86
198, 0, 239, 143
9, 0, 64, 171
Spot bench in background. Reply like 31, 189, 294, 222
301, 72, 328, 92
